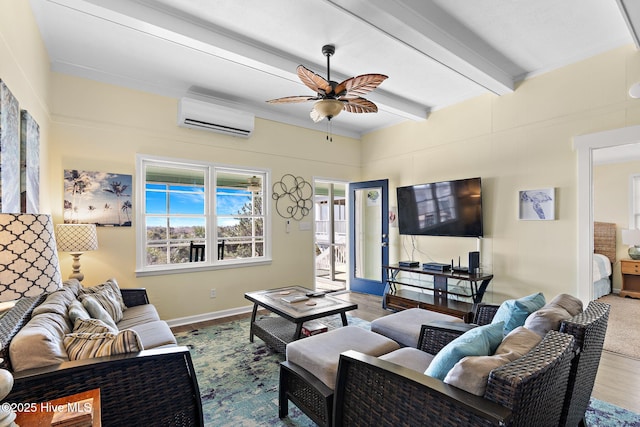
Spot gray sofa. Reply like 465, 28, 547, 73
0, 279, 203, 426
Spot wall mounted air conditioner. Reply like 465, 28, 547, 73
177, 97, 254, 138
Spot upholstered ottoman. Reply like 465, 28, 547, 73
279, 326, 400, 427
370, 307, 463, 347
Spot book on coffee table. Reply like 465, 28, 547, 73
301, 320, 328, 336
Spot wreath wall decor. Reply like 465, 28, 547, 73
272, 174, 312, 220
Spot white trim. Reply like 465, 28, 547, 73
166, 305, 254, 328
573, 125, 640, 304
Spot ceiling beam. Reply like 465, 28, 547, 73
616, 0, 640, 49
326, 0, 515, 95
46, 0, 427, 122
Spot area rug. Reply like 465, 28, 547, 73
597, 294, 640, 359
174, 315, 640, 427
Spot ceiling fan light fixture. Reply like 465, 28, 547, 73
311, 99, 344, 122
247, 176, 262, 193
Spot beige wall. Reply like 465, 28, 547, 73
47, 74, 362, 320
594, 159, 640, 290
0, 0, 52, 209
362, 45, 640, 303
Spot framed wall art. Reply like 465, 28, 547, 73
20, 110, 40, 213
519, 188, 556, 220
0, 80, 21, 213
64, 169, 133, 226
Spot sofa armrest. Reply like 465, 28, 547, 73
5, 346, 203, 426
333, 350, 512, 426
473, 303, 500, 326
417, 321, 478, 354
120, 288, 150, 307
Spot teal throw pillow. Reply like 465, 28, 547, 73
492, 292, 546, 335
82, 295, 118, 332
425, 321, 504, 380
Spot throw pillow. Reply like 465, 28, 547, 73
73, 317, 117, 334
78, 285, 124, 323
524, 305, 572, 337
548, 293, 583, 316
81, 295, 118, 332
79, 278, 127, 309
424, 321, 504, 381
68, 300, 91, 325
491, 292, 546, 335
64, 329, 143, 360
444, 354, 512, 396
495, 326, 542, 359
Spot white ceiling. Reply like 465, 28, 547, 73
28, 0, 640, 139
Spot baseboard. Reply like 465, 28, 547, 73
167, 305, 253, 327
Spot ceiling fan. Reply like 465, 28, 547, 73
267, 44, 388, 123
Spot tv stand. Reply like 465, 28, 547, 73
382, 264, 493, 322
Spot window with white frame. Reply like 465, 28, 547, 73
136, 155, 269, 274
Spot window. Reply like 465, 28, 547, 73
136, 155, 270, 275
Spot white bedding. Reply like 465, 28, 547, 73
593, 253, 612, 299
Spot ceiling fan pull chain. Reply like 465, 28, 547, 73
326, 119, 333, 142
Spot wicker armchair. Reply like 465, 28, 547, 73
0, 289, 204, 427
334, 330, 576, 426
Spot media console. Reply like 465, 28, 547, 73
382, 264, 494, 322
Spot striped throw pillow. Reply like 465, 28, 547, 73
79, 287, 124, 323
73, 317, 117, 334
64, 329, 143, 360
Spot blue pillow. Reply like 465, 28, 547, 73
424, 321, 504, 380
492, 292, 546, 335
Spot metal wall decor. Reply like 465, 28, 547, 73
272, 174, 312, 220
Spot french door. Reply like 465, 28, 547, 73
348, 179, 389, 295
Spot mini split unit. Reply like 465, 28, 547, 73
177, 97, 255, 138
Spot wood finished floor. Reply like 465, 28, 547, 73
172, 291, 640, 413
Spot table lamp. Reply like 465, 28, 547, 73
622, 229, 640, 260
0, 213, 62, 302
55, 224, 98, 282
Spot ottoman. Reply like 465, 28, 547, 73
279, 326, 400, 427
370, 307, 463, 347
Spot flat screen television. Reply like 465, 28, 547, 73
396, 177, 483, 237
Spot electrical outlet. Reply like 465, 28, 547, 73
210, 289, 216, 298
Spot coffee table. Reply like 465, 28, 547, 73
244, 286, 358, 353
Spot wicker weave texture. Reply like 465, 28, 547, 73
120, 288, 150, 307
594, 221, 616, 263
559, 301, 610, 427
417, 324, 467, 355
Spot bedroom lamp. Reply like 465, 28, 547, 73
55, 223, 98, 282
622, 229, 640, 260
0, 213, 63, 303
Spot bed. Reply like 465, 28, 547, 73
594, 221, 616, 299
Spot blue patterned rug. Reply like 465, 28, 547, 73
174, 315, 640, 427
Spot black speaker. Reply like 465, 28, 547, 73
468, 251, 480, 274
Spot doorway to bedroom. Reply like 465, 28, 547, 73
314, 179, 348, 293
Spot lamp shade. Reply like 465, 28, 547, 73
622, 229, 640, 246
310, 99, 344, 122
0, 214, 62, 302
55, 224, 98, 252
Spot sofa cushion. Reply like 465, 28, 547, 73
371, 308, 462, 347
31, 283, 79, 319
524, 305, 571, 337
425, 321, 504, 380
74, 317, 117, 334
379, 347, 435, 373
548, 293, 583, 316
9, 312, 72, 372
443, 326, 542, 396
68, 300, 90, 325
286, 326, 400, 389
491, 292, 546, 336
82, 296, 118, 331
126, 320, 177, 349
64, 329, 143, 360
116, 304, 161, 330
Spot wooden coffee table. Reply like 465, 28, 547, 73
244, 286, 357, 353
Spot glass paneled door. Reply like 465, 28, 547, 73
314, 180, 347, 292
349, 179, 389, 295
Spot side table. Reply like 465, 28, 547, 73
14, 388, 101, 426
620, 259, 640, 298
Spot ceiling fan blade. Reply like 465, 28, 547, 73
297, 65, 332, 95
266, 95, 320, 104
335, 74, 388, 97
341, 97, 378, 113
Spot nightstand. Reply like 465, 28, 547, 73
620, 259, 640, 299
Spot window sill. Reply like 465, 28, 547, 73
135, 258, 272, 277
